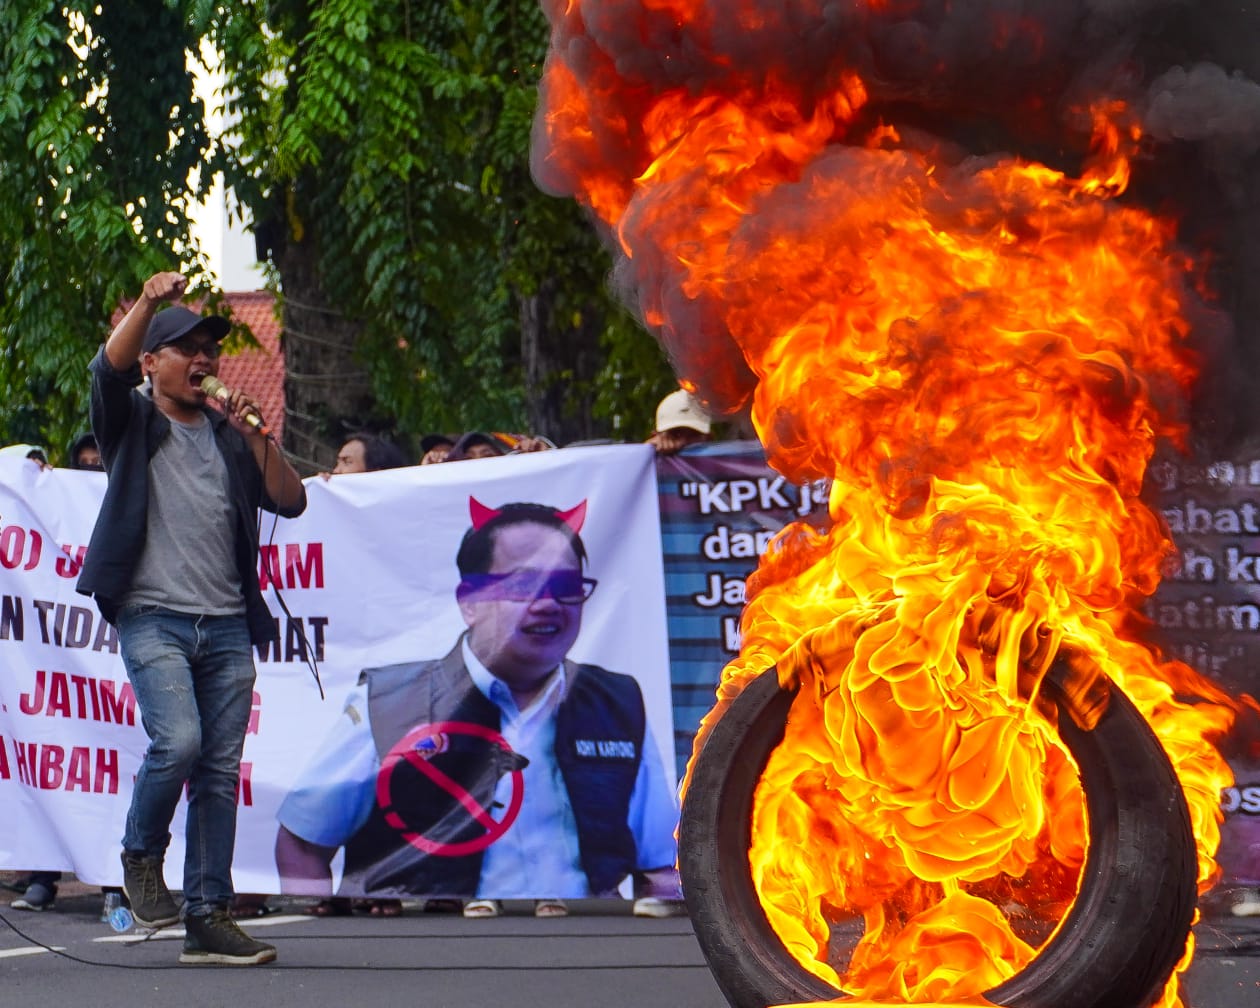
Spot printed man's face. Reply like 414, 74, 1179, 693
459, 522, 583, 694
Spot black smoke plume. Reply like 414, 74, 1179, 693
532, 1, 1260, 450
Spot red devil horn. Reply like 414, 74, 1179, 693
469, 497, 502, 531
555, 500, 587, 533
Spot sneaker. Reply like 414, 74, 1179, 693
462, 899, 502, 918
633, 896, 688, 918
1232, 887, 1260, 917
11, 881, 56, 912
120, 851, 181, 928
180, 909, 277, 965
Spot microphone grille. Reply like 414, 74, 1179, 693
199, 375, 226, 397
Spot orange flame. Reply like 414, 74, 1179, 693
535, 4, 1239, 1005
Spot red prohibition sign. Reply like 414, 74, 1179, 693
376, 720, 525, 857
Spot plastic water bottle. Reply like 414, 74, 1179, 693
102, 893, 134, 932
107, 905, 134, 932
100, 890, 121, 923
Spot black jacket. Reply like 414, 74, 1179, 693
75, 346, 306, 646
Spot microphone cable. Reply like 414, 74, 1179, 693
251, 431, 324, 700
0, 901, 703, 971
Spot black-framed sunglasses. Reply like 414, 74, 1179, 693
459, 569, 598, 605
162, 337, 221, 359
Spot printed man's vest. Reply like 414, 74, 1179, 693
339, 641, 645, 898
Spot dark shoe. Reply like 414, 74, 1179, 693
120, 851, 180, 928
11, 881, 56, 911
423, 898, 464, 914
180, 909, 277, 965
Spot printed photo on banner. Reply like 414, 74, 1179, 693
274, 481, 680, 900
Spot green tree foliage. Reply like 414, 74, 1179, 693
222, 0, 674, 462
0, 1, 220, 461
1, 0, 674, 467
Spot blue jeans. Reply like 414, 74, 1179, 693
117, 605, 256, 914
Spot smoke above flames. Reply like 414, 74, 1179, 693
531, 0, 1260, 449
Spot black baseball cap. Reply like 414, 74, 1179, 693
448, 431, 507, 461
142, 306, 230, 354
420, 433, 455, 454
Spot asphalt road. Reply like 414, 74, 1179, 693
0, 887, 1256, 1008
0, 892, 723, 1008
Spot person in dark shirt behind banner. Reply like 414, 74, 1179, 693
318, 431, 408, 478
275, 498, 681, 916
77, 270, 306, 965
69, 431, 104, 471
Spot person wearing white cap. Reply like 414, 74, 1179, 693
646, 388, 713, 456
0, 444, 50, 468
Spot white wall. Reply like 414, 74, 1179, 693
191, 182, 264, 292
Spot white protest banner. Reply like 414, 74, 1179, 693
0, 444, 674, 897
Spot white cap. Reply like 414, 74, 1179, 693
0, 444, 42, 459
655, 389, 711, 435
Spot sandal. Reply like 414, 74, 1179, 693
534, 899, 569, 918
306, 897, 354, 917
462, 899, 502, 918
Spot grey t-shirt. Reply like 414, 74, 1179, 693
122, 414, 245, 615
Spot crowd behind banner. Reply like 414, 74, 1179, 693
3, 439, 1259, 897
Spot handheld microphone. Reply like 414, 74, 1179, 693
199, 375, 271, 436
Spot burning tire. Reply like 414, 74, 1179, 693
679, 665, 1197, 1008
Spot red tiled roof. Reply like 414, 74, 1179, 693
110, 290, 287, 442
218, 291, 286, 443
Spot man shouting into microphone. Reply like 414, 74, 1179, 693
77, 271, 306, 965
